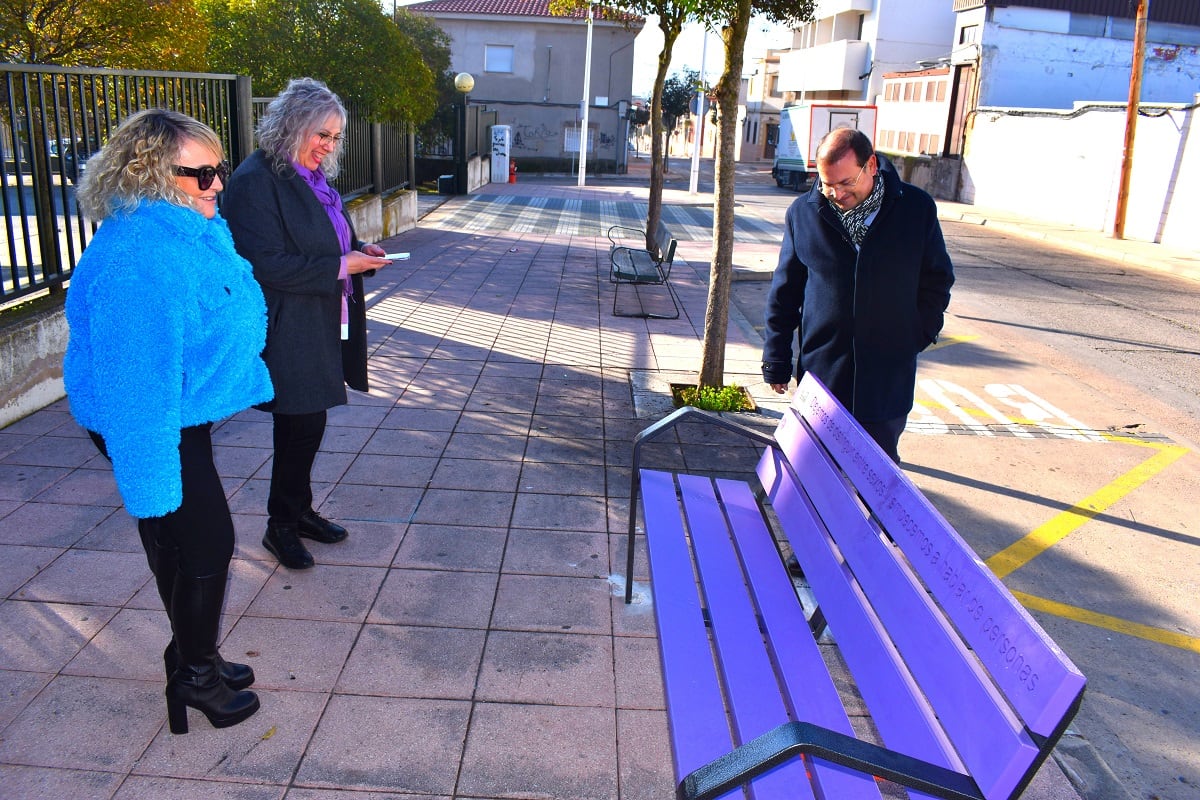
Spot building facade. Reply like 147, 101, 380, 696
407, 0, 643, 174
952, 0, 1200, 112
876, 66, 952, 158
738, 49, 787, 162
776, 0, 958, 105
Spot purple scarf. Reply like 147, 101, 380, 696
291, 159, 353, 338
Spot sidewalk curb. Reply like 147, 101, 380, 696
937, 210, 1200, 284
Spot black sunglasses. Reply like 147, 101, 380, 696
173, 161, 231, 191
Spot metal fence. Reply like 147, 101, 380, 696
3, 64, 412, 307
1, 64, 248, 304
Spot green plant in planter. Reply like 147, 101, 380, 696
672, 383, 756, 412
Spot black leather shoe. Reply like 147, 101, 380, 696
297, 509, 348, 544
263, 523, 315, 570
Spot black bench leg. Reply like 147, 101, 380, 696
612, 281, 680, 320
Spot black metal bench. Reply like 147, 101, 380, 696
608, 221, 679, 319
624, 373, 1087, 800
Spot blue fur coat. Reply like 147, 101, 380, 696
64, 200, 273, 518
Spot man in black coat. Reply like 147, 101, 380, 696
762, 128, 954, 463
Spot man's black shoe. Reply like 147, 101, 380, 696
297, 510, 349, 544
263, 523, 315, 570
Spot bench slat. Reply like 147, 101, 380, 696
640, 470, 740, 788
713, 477, 885, 800
677, 474, 817, 800
763, 450, 966, 784
791, 374, 1086, 738
774, 411, 1042, 799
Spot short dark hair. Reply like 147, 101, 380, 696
816, 128, 874, 168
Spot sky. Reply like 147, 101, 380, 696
631, 18, 794, 97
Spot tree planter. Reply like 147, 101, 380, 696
669, 383, 758, 413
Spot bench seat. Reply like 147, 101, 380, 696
625, 373, 1086, 800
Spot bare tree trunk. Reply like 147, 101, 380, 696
646, 11, 685, 250
697, 0, 751, 388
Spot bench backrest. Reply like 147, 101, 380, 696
654, 220, 677, 265
757, 373, 1086, 800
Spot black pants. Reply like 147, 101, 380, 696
90, 425, 234, 576
860, 415, 907, 465
267, 410, 327, 525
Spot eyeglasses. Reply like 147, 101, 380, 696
315, 131, 345, 147
820, 161, 869, 196
174, 161, 231, 191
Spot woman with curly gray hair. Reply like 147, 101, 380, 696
65, 108, 271, 734
223, 78, 391, 571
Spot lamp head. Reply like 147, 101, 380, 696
454, 73, 475, 94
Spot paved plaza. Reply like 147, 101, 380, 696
5, 163, 1195, 799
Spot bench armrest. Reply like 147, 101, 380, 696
679, 721, 984, 800
624, 406, 778, 604
608, 224, 647, 247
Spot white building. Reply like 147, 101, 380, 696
953, 0, 1200, 111
776, 0, 958, 105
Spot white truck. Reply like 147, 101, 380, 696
772, 103, 878, 191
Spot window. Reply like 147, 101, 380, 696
485, 44, 514, 73
564, 125, 594, 153
960, 24, 980, 45
925, 82, 936, 102
769, 75, 782, 98
936, 81, 947, 102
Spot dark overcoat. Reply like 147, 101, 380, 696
222, 150, 369, 415
762, 157, 954, 422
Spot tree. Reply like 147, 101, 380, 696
693, 1, 812, 389
202, 0, 438, 123
550, 0, 701, 250
0, 0, 208, 69
393, 8, 457, 149
659, 68, 698, 173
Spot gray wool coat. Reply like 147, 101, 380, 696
222, 150, 369, 415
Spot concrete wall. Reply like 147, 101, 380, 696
0, 299, 68, 428
345, 189, 421, 245
978, 9, 1200, 109
961, 101, 1200, 249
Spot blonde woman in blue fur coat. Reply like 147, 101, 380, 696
64, 109, 273, 735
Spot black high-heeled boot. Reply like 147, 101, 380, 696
139, 520, 255, 690
165, 570, 259, 734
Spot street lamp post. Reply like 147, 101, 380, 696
454, 72, 475, 195
577, 4, 595, 187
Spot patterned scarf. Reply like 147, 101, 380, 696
835, 172, 885, 247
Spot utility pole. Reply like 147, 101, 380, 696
1113, 0, 1149, 240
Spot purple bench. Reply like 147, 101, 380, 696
624, 372, 1086, 800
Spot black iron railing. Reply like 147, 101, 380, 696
1, 64, 412, 307
1, 64, 247, 304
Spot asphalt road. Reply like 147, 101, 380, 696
729, 183, 1200, 800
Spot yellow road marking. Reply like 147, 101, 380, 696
987, 443, 1190, 579
925, 334, 978, 352
1014, 591, 1200, 654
